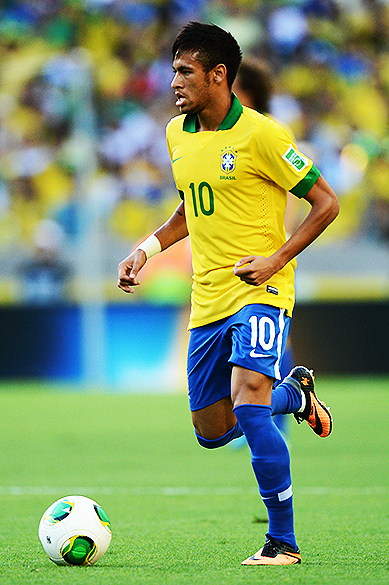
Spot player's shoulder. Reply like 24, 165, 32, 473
240, 105, 270, 126
241, 107, 293, 148
166, 114, 186, 135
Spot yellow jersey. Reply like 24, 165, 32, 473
166, 95, 320, 329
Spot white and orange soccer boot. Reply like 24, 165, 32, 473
242, 534, 301, 566
290, 366, 333, 438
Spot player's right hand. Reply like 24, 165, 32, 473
117, 249, 147, 293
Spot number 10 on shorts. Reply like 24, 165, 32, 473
249, 315, 276, 353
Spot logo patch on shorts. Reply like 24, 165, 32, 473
282, 145, 308, 172
267, 285, 279, 295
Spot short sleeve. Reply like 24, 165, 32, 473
252, 118, 316, 194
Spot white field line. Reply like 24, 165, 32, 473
0, 486, 387, 497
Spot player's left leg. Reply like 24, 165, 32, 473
291, 366, 333, 438
272, 338, 295, 435
191, 396, 243, 448
271, 374, 303, 416
187, 318, 244, 448
272, 366, 333, 438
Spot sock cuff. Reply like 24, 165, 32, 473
233, 403, 272, 413
195, 423, 243, 449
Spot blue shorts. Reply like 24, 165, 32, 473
187, 304, 290, 412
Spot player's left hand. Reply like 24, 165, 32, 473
233, 255, 278, 286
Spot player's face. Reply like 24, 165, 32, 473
171, 52, 213, 114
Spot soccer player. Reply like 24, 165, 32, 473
118, 22, 339, 566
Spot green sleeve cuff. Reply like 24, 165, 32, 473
290, 165, 320, 198
178, 189, 184, 200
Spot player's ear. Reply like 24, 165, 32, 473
213, 63, 227, 85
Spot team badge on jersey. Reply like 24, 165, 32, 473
220, 147, 237, 175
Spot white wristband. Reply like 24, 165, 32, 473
136, 234, 162, 260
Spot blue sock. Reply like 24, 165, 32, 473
195, 423, 243, 448
272, 377, 302, 416
233, 404, 297, 549
273, 413, 288, 436
272, 343, 296, 435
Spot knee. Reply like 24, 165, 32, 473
194, 424, 243, 449
231, 369, 273, 407
191, 397, 239, 447
195, 429, 223, 449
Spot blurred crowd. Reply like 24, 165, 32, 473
1, 0, 389, 304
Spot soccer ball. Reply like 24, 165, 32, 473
38, 495, 112, 566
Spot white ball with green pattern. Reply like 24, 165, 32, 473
38, 495, 112, 566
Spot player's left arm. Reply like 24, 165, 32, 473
233, 174, 339, 286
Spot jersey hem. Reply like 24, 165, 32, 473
188, 299, 292, 330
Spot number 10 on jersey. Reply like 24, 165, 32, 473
189, 182, 214, 217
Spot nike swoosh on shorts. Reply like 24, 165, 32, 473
249, 350, 272, 358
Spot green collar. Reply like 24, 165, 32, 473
183, 93, 243, 133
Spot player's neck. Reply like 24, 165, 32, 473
196, 92, 233, 132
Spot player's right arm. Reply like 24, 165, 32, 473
117, 200, 188, 294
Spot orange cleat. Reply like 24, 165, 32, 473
290, 366, 333, 438
242, 535, 301, 566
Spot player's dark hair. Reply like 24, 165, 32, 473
236, 57, 273, 114
172, 22, 242, 88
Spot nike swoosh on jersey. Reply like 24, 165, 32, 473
172, 156, 184, 163
250, 350, 272, 358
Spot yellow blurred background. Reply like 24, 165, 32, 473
1, 0, 389, 382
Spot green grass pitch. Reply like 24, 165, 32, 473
0, 376, 388, 585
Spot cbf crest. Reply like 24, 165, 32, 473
220, 147, 237, 175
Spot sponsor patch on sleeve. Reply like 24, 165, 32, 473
282, 145, 309, 172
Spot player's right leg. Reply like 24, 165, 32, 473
231, 366, 300, 563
